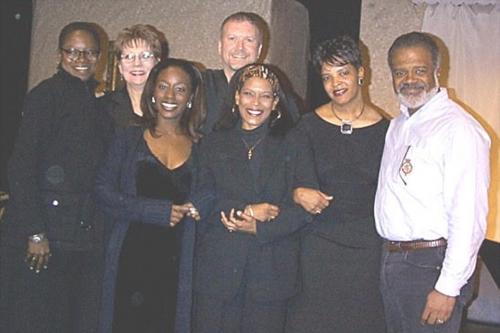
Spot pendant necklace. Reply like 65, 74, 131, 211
241, 137, 264, 160
331, 103, 365, 135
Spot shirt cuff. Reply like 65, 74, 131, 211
434, 274, 462, 297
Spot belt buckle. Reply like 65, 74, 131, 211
388, 240, 402, 252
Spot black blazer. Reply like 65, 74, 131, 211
191, 126, 311, 302
3, 70, 112, 250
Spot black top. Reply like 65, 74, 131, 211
98, 88, 142, 129
131, 138, 192, 253
136, 141, 191, 203
238, 123, 268, 185
294, 112, 389, 246
3, 69, 112, 249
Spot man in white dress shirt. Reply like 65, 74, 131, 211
375, 32, 490, 333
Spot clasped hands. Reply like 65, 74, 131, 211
220, 203, 280, 235
170, 202, 200, 227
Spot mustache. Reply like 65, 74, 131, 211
397, 82, 427, 93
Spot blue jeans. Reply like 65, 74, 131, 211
380, 245, 474, 333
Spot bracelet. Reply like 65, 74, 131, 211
29, 233, 46, 244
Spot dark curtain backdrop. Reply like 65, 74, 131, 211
297, 0, 362, 110
0, 0, 32, 192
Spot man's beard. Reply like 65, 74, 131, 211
397, 81, 438, 111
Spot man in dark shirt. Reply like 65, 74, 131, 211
202, 11, 301, 133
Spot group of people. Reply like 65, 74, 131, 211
0, 10, 490, 333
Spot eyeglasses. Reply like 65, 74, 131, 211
61, 48, 99, 61
120, 51, 156, 63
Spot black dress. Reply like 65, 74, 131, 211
112, 140, 191, 333
286, 112, 389, 333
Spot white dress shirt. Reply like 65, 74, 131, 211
375, 89, 490, 296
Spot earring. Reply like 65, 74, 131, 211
358, 77, 364, 86
232, 105, 237, 114
151, 97, 156, 103
187, 101, 192, 109
274, 109, 282, 120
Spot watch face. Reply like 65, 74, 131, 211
30, 234, 44, 243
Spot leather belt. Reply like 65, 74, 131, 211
385, 238, 447, 252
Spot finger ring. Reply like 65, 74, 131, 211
228, 229, 234, 233
315, 209, 321, 214
436, 319, 444, 324
189, 207, 198, 215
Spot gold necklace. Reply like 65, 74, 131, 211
330, 103, 365, 135
241, 137, 264, 160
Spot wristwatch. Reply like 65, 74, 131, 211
29, 233, 46, 243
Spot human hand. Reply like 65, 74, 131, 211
25, 236, 51, 273
170, 204, 189, 227
293, 187, 333, 214
184, 202, 200, 221
220, 209, 256, 235
420, 289, 456, 326
244, 203, 279, 222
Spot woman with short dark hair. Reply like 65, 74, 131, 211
0, 21, 112, 332
286, 35, 389, 333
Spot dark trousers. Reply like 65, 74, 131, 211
0, 244, 103, 333
193, 287, 287, 333
380, 245, 475, 333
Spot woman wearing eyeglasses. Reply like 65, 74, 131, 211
99, 24, 164, 128
0, 22, 112, 332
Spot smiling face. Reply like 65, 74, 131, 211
118, 39, 158, 90
390, 45, 439, 114
152, 66, 193, 122
320, 62, 364, 107
59, 29, 99, 81
235, 76, 278, 131
219, 20, 262, 80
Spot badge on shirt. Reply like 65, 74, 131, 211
399, 145, 413, 185
401, 158, 413, 175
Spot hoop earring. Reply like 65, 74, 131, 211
358, 77, 364, 86
151, 97, 156, 104
274, 109, 281, 120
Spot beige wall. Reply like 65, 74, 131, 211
29, 0, 308, 97
360, 0, 426, 116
